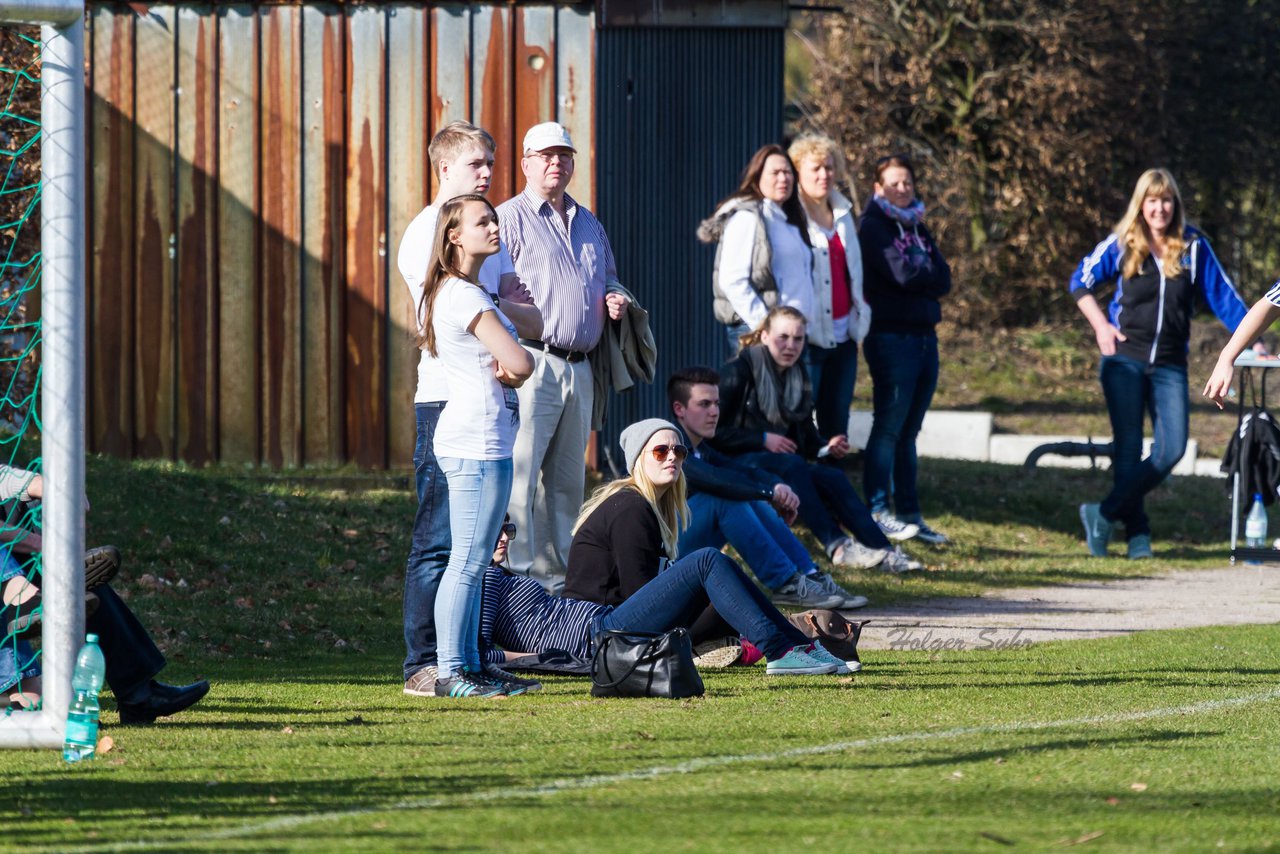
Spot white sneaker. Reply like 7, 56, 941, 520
810, 570, 869, 609
692, 637, 744, 669
832, 538, 890, 570
873, 511, 920, 542
880, 547, 923, 573
772, 573, 843, 609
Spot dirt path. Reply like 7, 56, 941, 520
855, 566, 1280, 651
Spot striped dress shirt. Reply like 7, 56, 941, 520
480, 564, 608, 660
496, 187, 619, 353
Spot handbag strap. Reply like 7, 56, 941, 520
591, 632, 667, 690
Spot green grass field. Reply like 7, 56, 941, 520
4, 455, 1278, 852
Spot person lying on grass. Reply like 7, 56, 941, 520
0, 466, 208, 722
489, 419, 852, 677
1203, 282, 1280, 408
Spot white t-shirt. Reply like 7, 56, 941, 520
430, 278, 520, 460
397, 204, 515, 403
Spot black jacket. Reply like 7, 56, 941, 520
676, 425, 779, 502
858, 200, 951, 334
709, 353, 824, 460
1221, 407, 1280, 507
563, 489, 667, 607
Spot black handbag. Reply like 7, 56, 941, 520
590, 627, 705, 698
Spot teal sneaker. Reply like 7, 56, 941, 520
805, 641, 852, 675
433, 668, 505, 698
765, 645, 838, 676
1127, 534, 1154, 560
1079, 503, 1113, 557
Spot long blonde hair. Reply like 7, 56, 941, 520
1113, 168, 1187, 280
416, 194, 497, 355
573, 450, 689, 560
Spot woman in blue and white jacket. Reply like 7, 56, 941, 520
1071, 168, 1249, 559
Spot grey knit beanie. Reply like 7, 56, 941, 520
619, 418, 681, 474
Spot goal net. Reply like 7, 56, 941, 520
0, 1, 86, 749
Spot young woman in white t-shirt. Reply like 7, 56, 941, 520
418, 194, 536, 698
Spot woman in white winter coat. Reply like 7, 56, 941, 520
698, 144, 814, 355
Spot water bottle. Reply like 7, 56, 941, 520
62, 634, 105, 763
1245, 494, 1269, 566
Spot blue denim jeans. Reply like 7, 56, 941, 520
599, 548, 808, 661
403, 402, 450, 680
736, 452, 891, 552
1098, 355, 1188, 537
863, 331, 939, 517
0, 549, 38, 693
434, 456, 513, 679
723, 321, 751, 357
807, 338, 859, 441
679, 496, 813, 590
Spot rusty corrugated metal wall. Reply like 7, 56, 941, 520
86, 1, 594, 467
595, 25, 784, 470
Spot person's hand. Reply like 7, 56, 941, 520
771, 483, 799, 526
499, 276, 534, 305
605, 292, 630, 321
825, 434, 851, 459
1202, 360, 1236, 410
494, 362, 526, 389
771, 483, 799, 513
1094, 324, 1126, 356
763, 433, 797, 454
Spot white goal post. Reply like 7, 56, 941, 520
0, 0, 86, 748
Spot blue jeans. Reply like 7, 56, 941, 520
680, 496, 813, 590
808, 338, 858, 441
599, 548, 808, 661
435, 456, 513, 679
723, 321, 751, 357
1098, 355, 1188, 537
0, 549, 38, 693
863, 331, 939, 517
403, 402, 450, 680
737, 452, 891, 552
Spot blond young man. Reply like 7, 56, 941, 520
395, 121, 541, 696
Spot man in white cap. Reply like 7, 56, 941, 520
497, 121, 630, 592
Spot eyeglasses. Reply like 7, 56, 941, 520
650, 444, 689, 462
527, 151, 574, 164
501, 521, 517, 539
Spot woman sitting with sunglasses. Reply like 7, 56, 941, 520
540, 419, 848, 676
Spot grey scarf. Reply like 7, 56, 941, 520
743, 345, 812, 431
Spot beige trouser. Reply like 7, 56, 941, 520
506, 349, 592, 593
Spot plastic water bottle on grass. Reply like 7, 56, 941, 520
63, 634, 105, 763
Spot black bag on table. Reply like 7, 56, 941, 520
590, 627, 704, 698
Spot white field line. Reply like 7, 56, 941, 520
51, 686, 1280, 853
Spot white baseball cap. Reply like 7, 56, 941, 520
522, 121, 576, 154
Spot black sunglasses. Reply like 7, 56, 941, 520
650, 444, 689, 462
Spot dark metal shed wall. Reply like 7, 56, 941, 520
595, 26, 784, 471
86, 2, 594, 468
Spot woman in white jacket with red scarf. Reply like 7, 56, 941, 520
789, 135, 871, 441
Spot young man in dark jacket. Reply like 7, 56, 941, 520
668, 367, 869, 609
